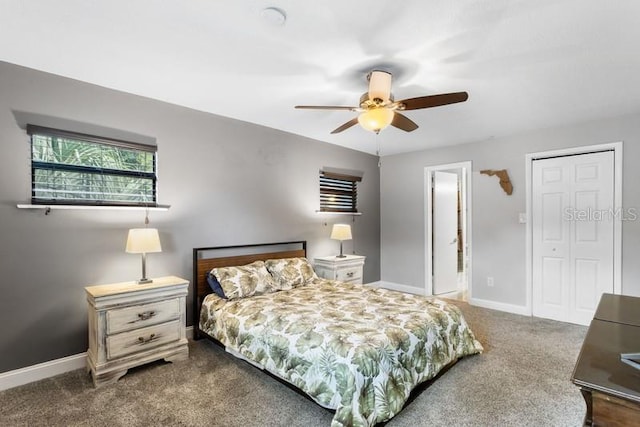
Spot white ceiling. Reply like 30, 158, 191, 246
1, 0, 640, 155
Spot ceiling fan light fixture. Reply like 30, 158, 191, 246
295, 69, 468, 135
358, 108, 394, 133
368, 70, 392, 103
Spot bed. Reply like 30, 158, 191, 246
193, 241, 483, 427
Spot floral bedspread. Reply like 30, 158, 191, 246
200, 279, 483, 427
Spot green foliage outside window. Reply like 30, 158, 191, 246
29, 127, 157, 206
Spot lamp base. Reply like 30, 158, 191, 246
336, 241, 348, 258
137, 278, 153, 284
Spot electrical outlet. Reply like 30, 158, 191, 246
487, 277, 494, 287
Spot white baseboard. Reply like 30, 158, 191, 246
0, 352, 87, 391
367, 281, 426, 295
0, 325, 197, 392
370, 281, 531, 317
468, 297, 530, 316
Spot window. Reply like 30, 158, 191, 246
27, 125, 158, 207
319, 170, 362, 213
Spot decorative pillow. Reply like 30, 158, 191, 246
206, 271, 227, 299
210, 260, 277, 300
265, 257, 318, 289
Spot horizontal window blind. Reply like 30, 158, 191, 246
319, 170, 361, 213
27, 125, 158, 206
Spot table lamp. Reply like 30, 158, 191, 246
331, 224, 352, 258
126, 228, 162, 284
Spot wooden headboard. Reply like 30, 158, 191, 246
192, 241, 307, 339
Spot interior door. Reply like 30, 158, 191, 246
532, 151, 614, 325
433, 171, 459, 295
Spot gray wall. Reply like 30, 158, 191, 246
0, 62, 380, 373
381, 112, 640, 307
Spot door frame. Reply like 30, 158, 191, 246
424, 161, 473, 297
525, 142, 623, 315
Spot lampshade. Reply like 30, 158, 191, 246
368, 70, 392, 102
126, 228, 162, 254
330, 224, 352, 241
358, 108, 394, 133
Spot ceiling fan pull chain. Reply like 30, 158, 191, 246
376, 133, 382, 168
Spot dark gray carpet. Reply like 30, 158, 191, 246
0, 301, 587, 426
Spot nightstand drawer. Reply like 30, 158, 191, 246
336, 267, 362, 282
106, 320, 182, 360
107, 298, 180, 334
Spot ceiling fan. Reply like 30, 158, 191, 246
295, 70, 468, 134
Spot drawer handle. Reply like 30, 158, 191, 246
138, 333, 156, 344
347, 272, 354, 277
137, 311, 156, 321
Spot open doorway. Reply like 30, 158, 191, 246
424, 161, 472, 300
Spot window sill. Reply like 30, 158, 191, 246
315, 211, 362, 216
17, 204, 170, 214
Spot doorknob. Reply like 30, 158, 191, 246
450, 238, 458, 245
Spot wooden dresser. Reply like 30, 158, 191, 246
85, 276, 189, 387
571, 293, 640, 426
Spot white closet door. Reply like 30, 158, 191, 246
532, 151, 614, 325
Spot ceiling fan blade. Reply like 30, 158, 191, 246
398, 92, 469, 110
295, 105, 358, 111
390, 112, 419, 132
330, 118, 359, 134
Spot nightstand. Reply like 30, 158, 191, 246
314, 255, 366, 284
85, 276, 189, 387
